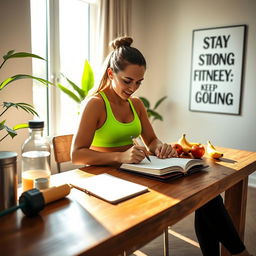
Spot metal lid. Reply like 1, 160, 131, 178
34, 177, 50, 190
0, 151, 18, 165
28, 120, 44, 129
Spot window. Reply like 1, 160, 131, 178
30, 0, 49, 134
30, 0, 96, 136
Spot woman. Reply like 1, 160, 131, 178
71, 36, 251, 256
72, 36, 177, 165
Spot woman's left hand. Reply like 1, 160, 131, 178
155, 143, 178, 158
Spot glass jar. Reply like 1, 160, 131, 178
21, 120, 51, 191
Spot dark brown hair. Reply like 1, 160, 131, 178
96, 36, 146, 92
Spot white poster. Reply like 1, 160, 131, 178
189, 25, 246, 114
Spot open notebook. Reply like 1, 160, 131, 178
70, 173, 148, 204
120, 156, 206, 180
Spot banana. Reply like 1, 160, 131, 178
178, 134, 200, 153
183, 134, 200, 147
207, 141, 224, 159
178, 134, 191, 153
189, 142, 201, 146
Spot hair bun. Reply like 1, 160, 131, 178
111, 36, 133, 49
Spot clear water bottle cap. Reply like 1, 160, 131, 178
28, 120, 44, 129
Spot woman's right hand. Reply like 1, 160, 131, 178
120, 145, 148, 164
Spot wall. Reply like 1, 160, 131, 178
1, 0, 255, 184
0, 0, 33, 177
131, 0, 256, 186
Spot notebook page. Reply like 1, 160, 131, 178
122, 156, 191, 170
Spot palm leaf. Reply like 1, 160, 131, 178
0, 74, 53, 90
139, 96, 150, 109
57, 83, 81, 103
1, 125, 17, 138
3, 102, 39, 116
13, 123, 29, 130
147, 110, 152, 118
153, 96, 167, 110
0, 123, 29, 142
63, 75, 85, 100
1, 50, 45, 70
147, 109, 163, 121
3, 50, 15, 60
3, 51, 45, 61
81, 60, 94, 95
0, 120, 6, 130
153, 115, 163, 121
15, 105, 38, 116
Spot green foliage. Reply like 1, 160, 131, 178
0, 74, 51, 90
3, 50, 45, 61
0, 121, 29, 143
0, 50, 52, 142
57, 60, 94, 105
81, 60, 94, 95
2, 102, 39, 116
57, 82, 81, 103
139, 96, 167, 122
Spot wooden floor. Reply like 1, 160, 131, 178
131, 187, 256, 256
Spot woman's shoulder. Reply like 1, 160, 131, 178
129, 96, 144, 114
130, 96, 143, 107
81, 93, 105, 115
84, 93, 104, 108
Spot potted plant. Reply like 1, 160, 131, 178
0, 50, 55, 210
0, 50, 53, 143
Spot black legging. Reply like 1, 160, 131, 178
195, 195, 246, 256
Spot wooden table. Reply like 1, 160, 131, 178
0, 147, 255, 256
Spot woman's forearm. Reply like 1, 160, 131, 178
148, 138, 163, 154
71, 148, 122, 166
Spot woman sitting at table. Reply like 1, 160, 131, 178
71, 36, 252, 256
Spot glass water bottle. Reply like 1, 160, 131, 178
21, 120, 51, 191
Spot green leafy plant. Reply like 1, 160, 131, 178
56, 60, 94, 105
139, 96, 167, 122
0, 50, 53, 142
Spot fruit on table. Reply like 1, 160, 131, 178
177, 134, 200, 153
191, 144, 205, 159
172, 143, 183, 155
207, 141, 224, 159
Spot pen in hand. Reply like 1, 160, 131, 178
130, 136, 151, 162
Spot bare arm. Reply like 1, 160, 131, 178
71, 96, 147, 165
132, 97, 177, 158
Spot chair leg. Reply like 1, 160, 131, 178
163, 228, 169, 256
57, 163, 61, 173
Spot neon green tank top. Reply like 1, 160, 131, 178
91, 91, 142, 147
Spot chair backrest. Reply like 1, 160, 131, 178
52, 134, 73, 173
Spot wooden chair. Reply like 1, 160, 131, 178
52, 134, 73, 173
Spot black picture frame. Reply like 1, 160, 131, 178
189, 24, 247, 115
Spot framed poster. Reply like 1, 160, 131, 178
189, 25, 246, 115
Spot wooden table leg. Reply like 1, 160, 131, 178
221, 177, 248, 256
163, 228, 169, 256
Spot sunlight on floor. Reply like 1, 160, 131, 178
168, 228, 200, 248
132, 228, 200, 256
133, 250, 148, 256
